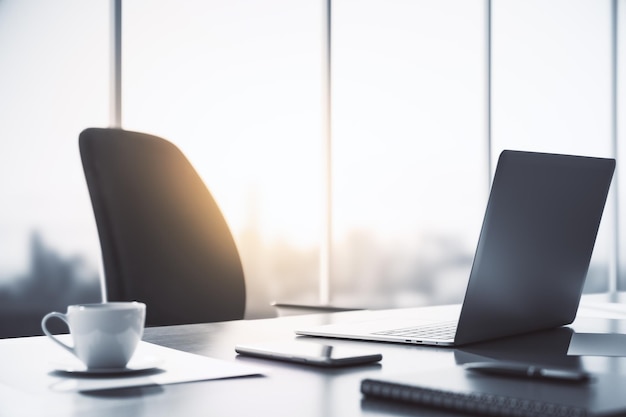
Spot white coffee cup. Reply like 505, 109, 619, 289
41, 302, 146, 369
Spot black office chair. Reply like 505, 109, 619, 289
79, 128, 246, 326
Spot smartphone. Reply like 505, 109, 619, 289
235, 340, 382, 367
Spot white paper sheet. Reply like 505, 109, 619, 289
0, 335, 262, 393
568, 333, 626, 357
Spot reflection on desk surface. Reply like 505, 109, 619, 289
455, 327, 581, 370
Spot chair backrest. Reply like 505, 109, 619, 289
79, 128, 246, 326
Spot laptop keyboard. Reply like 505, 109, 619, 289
372, 321, 457, 340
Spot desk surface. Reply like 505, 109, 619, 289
3, 302, 626, 417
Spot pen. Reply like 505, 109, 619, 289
463, 361, 591, 383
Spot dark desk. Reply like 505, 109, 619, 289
2, 302, 626, 416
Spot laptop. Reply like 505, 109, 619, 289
296, 150, 615, 346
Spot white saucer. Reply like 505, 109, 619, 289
55, 355, 164, 375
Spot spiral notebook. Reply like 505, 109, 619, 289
361, 367, 626, 417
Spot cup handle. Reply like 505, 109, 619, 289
41, 312, 75, 356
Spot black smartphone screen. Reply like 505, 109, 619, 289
235, 340, 382, 367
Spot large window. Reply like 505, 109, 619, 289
0, 1, 107, 336
331, 0, 488, 308
1, 0, 625, 333
492, 0, 614, 292
618, 0, 626, 291
122, 0, 325, 318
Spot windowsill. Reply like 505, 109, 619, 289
271, 302, 366, 317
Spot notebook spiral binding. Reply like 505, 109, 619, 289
360, 379, 588, 417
